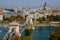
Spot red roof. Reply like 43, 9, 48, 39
0, 11, 4, 15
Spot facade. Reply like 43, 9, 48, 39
0, 11, 4, 20
25, 11, 46, 24
4, 11, 22, 18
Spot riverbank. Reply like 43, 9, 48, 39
0, 21, 60, 27
34, 23, 60, 27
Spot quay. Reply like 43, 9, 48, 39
34, 23, 60, 27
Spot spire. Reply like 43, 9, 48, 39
42, 2, 49, 11
43, 2, 47, 11
44, 2, 47, 8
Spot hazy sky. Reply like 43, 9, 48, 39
0, 0, 60, 8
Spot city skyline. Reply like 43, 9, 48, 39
0, 0, 60, 8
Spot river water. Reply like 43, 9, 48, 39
0, 26, 60, 40
21, 26, 60, 40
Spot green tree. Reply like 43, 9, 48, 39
16, 15, 23, 18
50, 15, 54, 21
49, 32, 60, 40
9, 15, 16, 22
4, 17, 9, 21
55, 15, 59, 21
58, 16, 60, 22
56, 15, 60, 22
46, 15, 50, 22
42, 17, 45, 21
39, 17, 43, 23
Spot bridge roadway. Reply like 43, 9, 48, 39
2, 22, 30, 40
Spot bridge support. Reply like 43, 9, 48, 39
28, 25, 35, 30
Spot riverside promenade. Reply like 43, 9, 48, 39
1, 20, 60, 27
34, 22, 60, 27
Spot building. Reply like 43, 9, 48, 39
25, 11, 45, 24
0, 11, 4, 20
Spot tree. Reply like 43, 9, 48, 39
58, 16, 60, 22
49, 32, 60, 40
16, 15, 23, 18
56, 15, 60, 22
53, 15, 60, 21
50, 15, 54, 21
4, 17, 9, 21
16, 15, 26, 24
39, 17, 43, 23
9, 15, 16, 22
42, 17, 45, 21
10, 35, 23, 40
46, 15, 50, 22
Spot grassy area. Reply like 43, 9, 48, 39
22, 36, 36, 40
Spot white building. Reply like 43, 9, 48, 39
25, 11, 45, 24
25, 9, 53, 24
0, 11, 4, 20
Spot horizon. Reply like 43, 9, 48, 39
0, 0, 60, 8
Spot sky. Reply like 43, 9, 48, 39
0, 0, 60, 8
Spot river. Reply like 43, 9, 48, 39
0, 26, 60, 40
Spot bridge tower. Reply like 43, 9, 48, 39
3, 21, 20, 40
9, 21, 20, 36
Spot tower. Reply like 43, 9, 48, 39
3, 21, 20, 40
9, 21, 20, 36
42, 2, 50, 11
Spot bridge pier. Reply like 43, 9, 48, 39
28, 25, 35, 30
